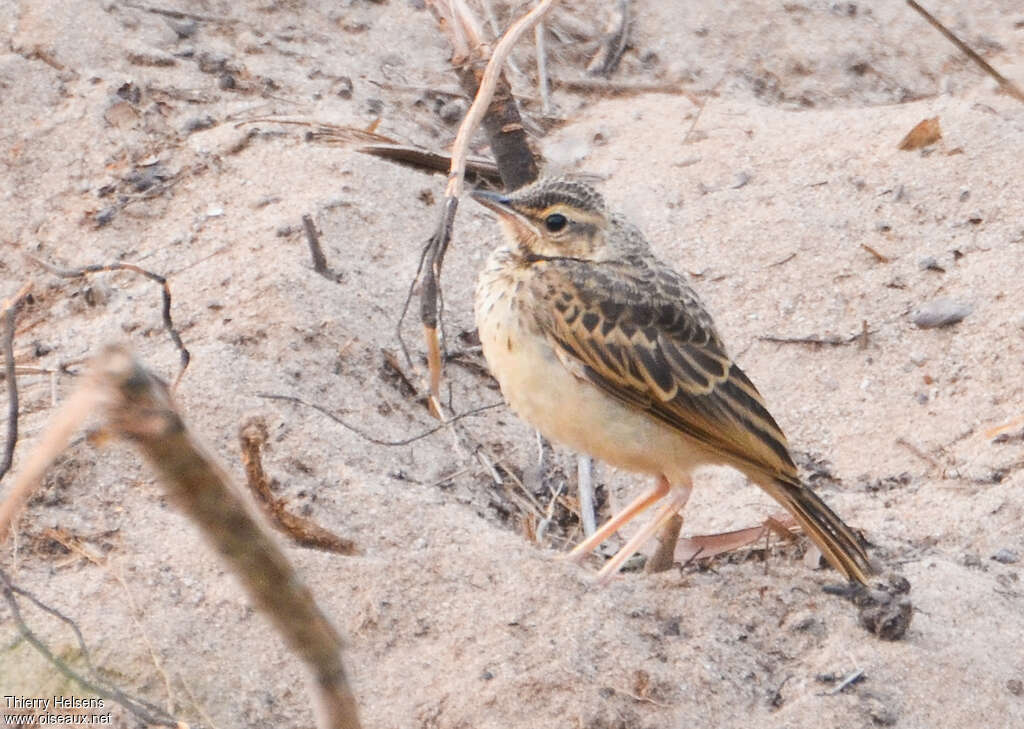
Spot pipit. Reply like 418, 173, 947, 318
473, 177, 873, 585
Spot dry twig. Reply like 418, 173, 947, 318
303, 214, 331, 279
1, 283, 32, 482
239, 417, 359, 554
586, 0, 630, 77
644, 513, 682, 574
906, 0, 1024, 103
417, 0, 553, 414
759, 329, 874, 347
258, 392, 500, 447
860, 243, 891, 263
28, 257, 190, 387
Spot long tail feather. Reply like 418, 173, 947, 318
760, 476, 873, 584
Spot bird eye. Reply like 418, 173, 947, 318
544, 213, 568, 232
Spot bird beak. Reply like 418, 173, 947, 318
471, 188, 540, 244
470, 188, 514, 216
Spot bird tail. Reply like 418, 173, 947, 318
759, 476, 873, 584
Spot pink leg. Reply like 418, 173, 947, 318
566, 475, 670, 563
594, 483, 692, 585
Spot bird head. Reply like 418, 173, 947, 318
472, 177, 613, 261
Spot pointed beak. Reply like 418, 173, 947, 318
470, 188, 515, 217
471, 187, 540, 245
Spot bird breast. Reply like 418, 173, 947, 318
474, 247, 711, 482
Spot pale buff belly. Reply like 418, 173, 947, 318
475, 259, 712, 485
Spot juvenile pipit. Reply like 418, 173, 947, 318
473, 177, 872, 585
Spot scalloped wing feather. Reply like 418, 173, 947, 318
532, 257, 799, 483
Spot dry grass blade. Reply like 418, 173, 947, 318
674, 514, 800, 565
357, 144, 502, 184
906, 0, 1024, 103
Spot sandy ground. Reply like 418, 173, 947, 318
2, 1, 1024, 727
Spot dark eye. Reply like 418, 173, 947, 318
544, 213, 568, 232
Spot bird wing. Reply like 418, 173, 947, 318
530, 256, 798, 482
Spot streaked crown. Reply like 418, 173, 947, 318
472, 177, 611, 260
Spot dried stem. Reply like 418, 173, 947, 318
645, 513, 683, 574
1, 283, 32, 482
239, 417, 360, 554
906, 0, 1024, 103
28, 257, 191, 387
0, 380, 99, 543
303, 214, 331, 278
420, 0, 554, 412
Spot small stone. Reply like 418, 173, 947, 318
166, 17, 198, 38
1008, 679, 1023, 696
438, 99, 467, 125
991, 548, 1020, 564
197, 51, 229, 74
115, 81, 141, 103
909, 352, 927, 366
918, 255, 944, 272
184, 116, 216, 133
912, 298, 972, 328
854, 573, 913, 641
335, 76, 353, 99
861, 692, 899, 726
95, 206, 118, 227
961, 553, 983, 569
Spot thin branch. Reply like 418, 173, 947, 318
535, 21, 551, 115
576, 455, 596, 537
258, 393, 500, 447
906, 0, 1024, 103
759, 328, 874, 347
1, 283, 32, 482
442, 0, 553, 199
0, 378, 99, 543
27, 257, 191, 387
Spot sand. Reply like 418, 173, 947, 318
2, 1, 1023, 727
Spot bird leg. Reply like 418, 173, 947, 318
566, 475, 670, 563
594, 483, 692, 585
